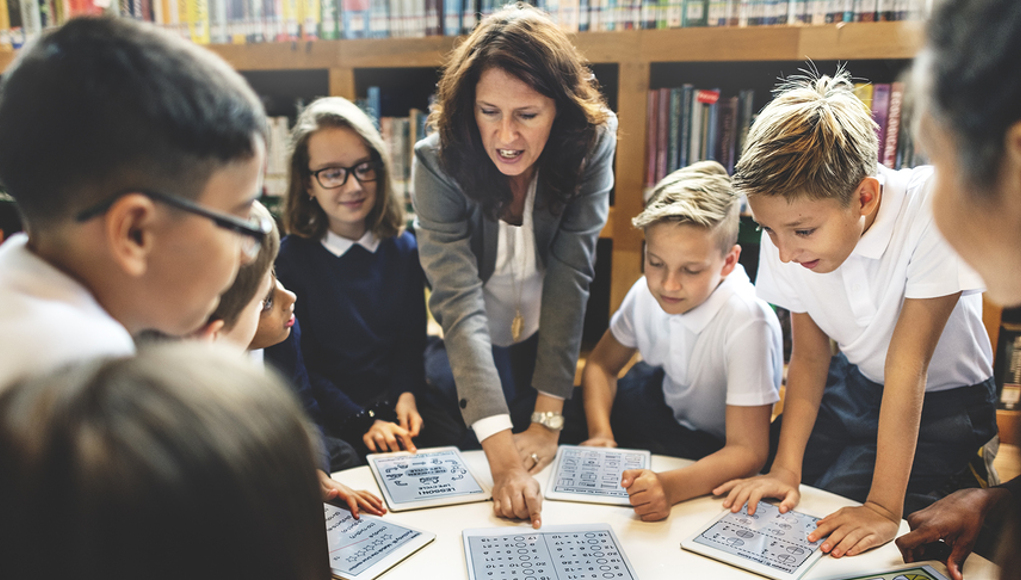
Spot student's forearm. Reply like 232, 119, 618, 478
868, 366, 926, 518
772, 353, 830, 477
661, 444, 766, 504
582, 366, 617, 438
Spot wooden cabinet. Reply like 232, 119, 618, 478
0, 21, 926, 320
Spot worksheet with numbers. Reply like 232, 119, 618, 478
324, 504, 434, 580
544, 445, 651, 506
813, 561, 952, 580
463, 524, 638, 580
681, 502, 825, 580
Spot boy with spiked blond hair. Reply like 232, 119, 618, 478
579, 161, 783, 521
717, 70, 996, 559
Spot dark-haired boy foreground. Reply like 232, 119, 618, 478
0, 16, 269, 388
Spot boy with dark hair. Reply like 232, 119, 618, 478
0, 16, 270, 388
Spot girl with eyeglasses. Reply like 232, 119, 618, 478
276, 97, 431, 461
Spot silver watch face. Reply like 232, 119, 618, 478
533, 412, 564, 430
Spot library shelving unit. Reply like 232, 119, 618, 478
0, 21, 928, 336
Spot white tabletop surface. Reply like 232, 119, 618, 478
332, 449, 1001, 580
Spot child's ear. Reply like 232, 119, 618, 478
855, 177, 882, 217
720, 244, 741, 277
191, 319, 225, 342
103, 193, 158, 278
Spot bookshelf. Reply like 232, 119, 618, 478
0, 20, 926, 330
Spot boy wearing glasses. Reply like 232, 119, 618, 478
0, 17, 270, 388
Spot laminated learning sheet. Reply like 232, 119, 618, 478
544, 445, 651, 506
366, 446, 491, 511
681, 501, 825, 580
813, 561, 952, 580
463, 523, 638, 580
325, 504, 434, 580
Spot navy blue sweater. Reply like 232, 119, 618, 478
274, 232, 427, 434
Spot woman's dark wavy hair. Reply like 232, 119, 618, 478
428, 2, 611, 220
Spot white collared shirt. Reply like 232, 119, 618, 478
610, 265, 782, 439
483, 176, 544, 348
756, 165, 993, 391
0, 233, 136, 390
321, 229, 380, 257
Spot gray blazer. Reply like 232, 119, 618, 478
412, 114, 617, 426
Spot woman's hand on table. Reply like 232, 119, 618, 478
713, 466, 802, 515
621, 469, 673, 521
895, 487, 1010, 580
483, 430, 544, 528
318, 470, 387, 519
811, 501, 899, 558
513, 424, 559, 474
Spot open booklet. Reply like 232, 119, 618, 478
324, 504, 434, 580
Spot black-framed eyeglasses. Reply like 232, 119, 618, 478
75, 189, 273, 261
309, 161, 381, 189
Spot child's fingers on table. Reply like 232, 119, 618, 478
621, 468, 645, 488
778, 489, 800, 513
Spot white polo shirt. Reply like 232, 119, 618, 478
755, 165, 993, 392
0, 234, 135, 390
610, 265, 783, 440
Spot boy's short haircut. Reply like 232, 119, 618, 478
0, 17, 268, 228
0, 341, 328, 580
208, 201, 280, 330
732, 69, 879, 206
633, 160, 740, 255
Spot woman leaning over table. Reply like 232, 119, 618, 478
412, 2, 616, 528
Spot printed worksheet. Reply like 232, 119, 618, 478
681, 502, 825, 580
463, 524, 638, 580
367, 446, 490, 511
813, 562, 952, 580
325, 504, 434, 580
544, 445, 651, 505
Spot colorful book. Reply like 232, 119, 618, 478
682, 0, 705, 25
656, 87, 670, 183
341, 0, 368, 38
646, 89, 659, 188
716, 95, 738, 174
881, 82, 904, 169
667, 87, 682, 173
870, 83, 891, 163
678, 84, 694, 169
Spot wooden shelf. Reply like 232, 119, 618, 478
0, 21, 925, 315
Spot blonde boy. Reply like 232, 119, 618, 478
717, 71, 996, 559
580, 161, 783, 521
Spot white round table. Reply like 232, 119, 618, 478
332, 450, 1001, 580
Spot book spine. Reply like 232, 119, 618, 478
679, 84, 693, 168
667, 87, 681, 173
882, 81, 904, 169
870, 83, 891, 163
645, 90, 658, 188
656, 87, 669, 183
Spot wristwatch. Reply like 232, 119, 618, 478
530, 411, 565, 431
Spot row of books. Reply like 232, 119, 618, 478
643, 86, 756, 188
0, 0, 935, 48
853, 81, 927, 172
644, 79, 926, 191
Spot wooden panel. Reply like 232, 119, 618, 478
798, 21, 923, 60
573, 30, 642, 64
339, 35, 456, 68
984, 294, 1003, 358
0, 49, 15, 71
609, 60, 648, 313
328, 67, 356, 99
641, 26, 801, 62
209, 40, 341, 70
1000, 410, 1019, 446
